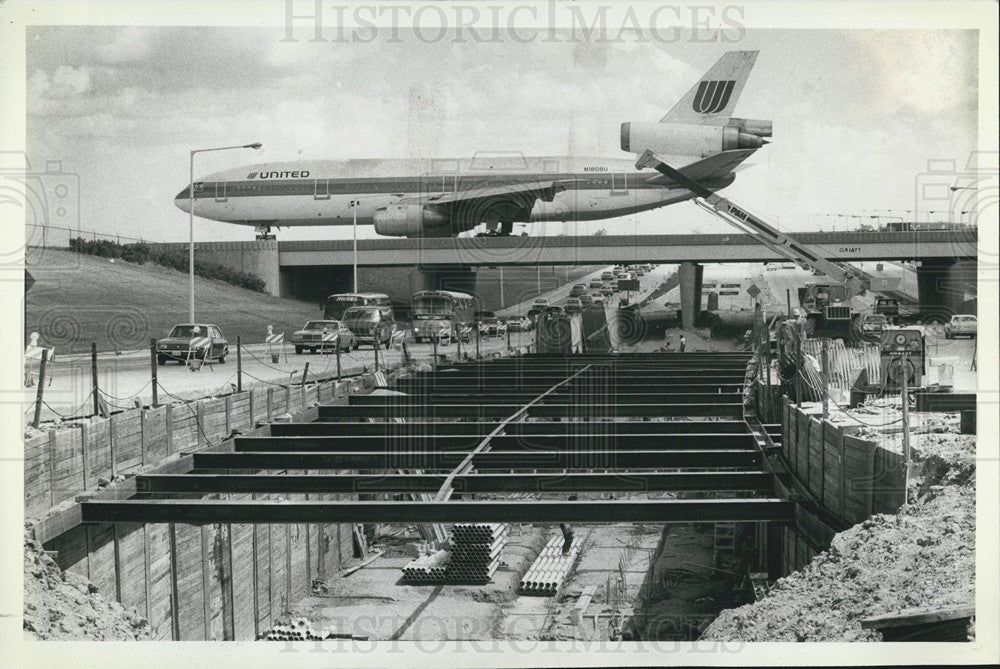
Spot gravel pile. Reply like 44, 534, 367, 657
703, 410, 975, 642
23, 531, 150, 640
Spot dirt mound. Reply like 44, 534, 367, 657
23, 531, 149, 640
702, 417, 975, 642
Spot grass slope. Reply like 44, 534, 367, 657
26, 248, 324, 353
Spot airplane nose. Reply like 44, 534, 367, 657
174, 187, 192, 212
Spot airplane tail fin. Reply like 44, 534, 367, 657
660, 51, 759, 124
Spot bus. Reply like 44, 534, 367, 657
323, 292, 391, 320
410, 290, 475, 344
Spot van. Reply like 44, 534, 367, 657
342, 305, 395, 348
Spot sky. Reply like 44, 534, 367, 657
24, 25, 980, 242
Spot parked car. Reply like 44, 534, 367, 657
157, 324, 228, 365
944, 314, 977, 338
860, 313, 889, 337
342, 305, 394, 348
291, 319, 356, 354
564, 297, 583, 314
569, 284, 587, 297
507, 315, 533, 332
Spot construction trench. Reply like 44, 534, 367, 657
30, 347, 973, 643
31, 351, 809, 641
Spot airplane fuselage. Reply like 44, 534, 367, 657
174, 156, 731, 231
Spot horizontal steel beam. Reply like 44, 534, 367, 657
81, 498, 793, 524
318, 403, 744, 418
136, 471, 774, 494
192, 448, 760, 470
347, 393, 742, 406
272, 420, 754, 436
234, 433, 755, 452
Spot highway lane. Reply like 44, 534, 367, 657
24, 332, 535, 424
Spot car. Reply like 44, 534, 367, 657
600, 284, 614, 297
613, 270, 627, 279
291, 319, 356, 354
610, 280, 620, 292
545, 305, 565, 316
478, 316, 505, 336
507, 315, 533, 332
944, 315, 977, 339
589, 279, 604, 290
578, 293, 593, 306
157, 324, 229, 365
342, 305, 394, 348
528, 298, 550, 317
564, 298, 583, 314
860, 313, 889, 337
569, 284, 587, 297
600, 271, 615, 281
590, 294, 606, 306
634, 267, 645, 277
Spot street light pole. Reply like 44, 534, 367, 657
189, 142, 262, 323
351, 199, 359, 292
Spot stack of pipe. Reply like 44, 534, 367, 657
446, 523, 508, 583
261, 618, 324, 641
401, 548, 451, 583
518, 534, 582, 596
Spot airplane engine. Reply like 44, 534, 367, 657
727, 118, 772, 137
373, 204, 449, 236
620, 121, 766, 158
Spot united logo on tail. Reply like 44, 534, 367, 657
692, 80, 736, 115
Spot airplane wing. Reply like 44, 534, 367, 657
397, 180, 570, 207
643, 148, 757, 187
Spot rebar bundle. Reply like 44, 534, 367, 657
517, 534, 581, 596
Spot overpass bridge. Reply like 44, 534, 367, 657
153, 228, 977, 320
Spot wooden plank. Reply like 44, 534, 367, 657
116, 524, 147, 615
112, 409, 144, 474
86, 524, 117, 598
24, 433, 52, 517
173, 523, 205, 640
143, 406, 169, 465
146, 523, 174, 640
230, 521, 256, 640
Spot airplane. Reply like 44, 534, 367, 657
174, 50, 771, 239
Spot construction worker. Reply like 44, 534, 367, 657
559, 523, 574, 554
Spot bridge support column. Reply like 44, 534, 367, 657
916, 259, 976, 320
679, 262, 703, 330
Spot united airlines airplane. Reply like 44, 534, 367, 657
174, 51, 771, 238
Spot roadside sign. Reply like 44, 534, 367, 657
747, 283, 761, 299
618, 279, 640, 292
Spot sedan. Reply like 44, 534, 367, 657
157, 324, 228, 365
291, 320, 356, 354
